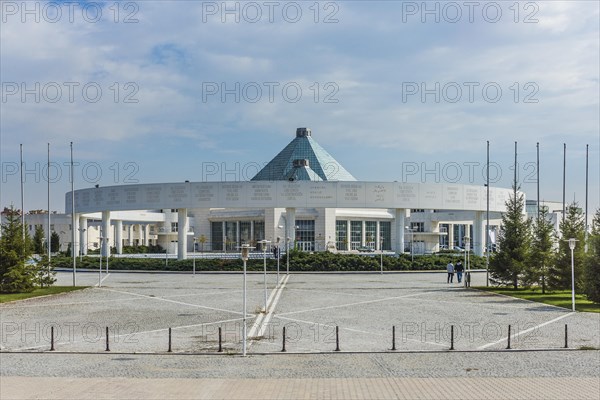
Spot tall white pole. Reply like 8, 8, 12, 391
99, 235, 103, 287
584, 144, 589, 253
263, 245, 268, 312
242, 257, 247, 356
71, 142, 76, 286
286, 238, 290, 275
47, 143, 51, 279
486, 140, 490, 286
571, 246, 575, 312
193, 238, 196, 275
277, 243, 280, 284
20, 144, 25, 242
562, 143, 566, 224
380, 237, 383, 275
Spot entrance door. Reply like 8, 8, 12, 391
297, 241, 314, 252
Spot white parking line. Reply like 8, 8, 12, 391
96, 287, 244, 316
277, 291, 431, 317
248, 275, 290, 341
477, 312, 575, 350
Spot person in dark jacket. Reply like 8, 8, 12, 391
455, 260, 464, 283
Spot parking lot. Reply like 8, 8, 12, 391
1, 270, 598, 354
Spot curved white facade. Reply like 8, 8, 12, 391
66, 181, 511, 214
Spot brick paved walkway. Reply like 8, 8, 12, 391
2, 376, 598, 399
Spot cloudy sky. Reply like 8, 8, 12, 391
1, 1, 598, 217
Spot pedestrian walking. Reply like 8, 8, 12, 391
455, 260, 464, 283
446, 262, 454, 283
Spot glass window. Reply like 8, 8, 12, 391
365, 221, 377, 249
225, 222, 237, 251
295, 220, 315, 251
253, 221, 265, 250
171, 222, 178, 232
411, 222, 424, 232
211, 222, 223, 251
240, 222, 251, 244
350, 221, 362, 250
336, 220, 347, 251
379, 221, 391, 250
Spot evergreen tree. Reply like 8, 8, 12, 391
50, 231, 60, 253
33, 253, 56, 288
584, 209, 600, 303
489, 186, 532, 288
523, 206, 556, 292
32, 225, 45, 254
0, 206, 34, 293
548, 203, 586, 291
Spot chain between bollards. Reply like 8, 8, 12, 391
506, 325, 511, 350
282, 326, 287, 352
391, 325, 396, 351
50, 326, 55, 351
335, 326, 340, 352
168, 328, 172, 353
218, 327, 223, 353
105, 327, 110, 352
564, 324, 568, 349
450, 325, 454, 351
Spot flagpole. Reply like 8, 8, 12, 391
486, 140, 490, 287
562, 143, 566, 224
20, 144, 25, 242
71, 142, 76, 285
584, 144, 589, 253
536, 142, 540, 221
47, 143, 51, 279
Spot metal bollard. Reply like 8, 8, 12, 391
564, 324, 568, 349
50, 326, 55, 351
282, 326, 287, 352
168, 328, 172, 353
450, 325, 454, 351
391, 326, 396, 351
506, 325, 511, 350
105, 327, 110, 352
335, 326, 340, 352
218, 327, 223, 353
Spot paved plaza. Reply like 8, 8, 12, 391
1, 270, 599, 399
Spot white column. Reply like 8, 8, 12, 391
250, 220, 254, 243
79, 216, 88, 255
395, 209, 406, 254
126, 225, 132, 245
115, 220, 123, 254
361, 221, 366, 247
286, 208, 296, 248
178, 209, 188, 260
222, 221, 226, 250
474, 212, 485, 256
448, 224, 454, 248
101, 211, 111, 257
346, 221, 351, 250
73, 214, 80, 257
144, 224, 150, 246
375, 221, 381, 251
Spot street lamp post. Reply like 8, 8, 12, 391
568, 238, 578, 312
98, 236, 104, 287
286, 237, 290, 275
193, 237, 197, 276
260, 240, 271, 312
380, 237, 384, 275
464, 236, 471, 288
405, 226, 415, 265
240, 244, 251, 356
276, 237, 281, 284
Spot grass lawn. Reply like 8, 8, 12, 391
474, 287, 600, 313
0, 286, 87, 304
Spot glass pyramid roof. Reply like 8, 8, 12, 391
251, 128, 357, 181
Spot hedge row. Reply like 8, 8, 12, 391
52, 251, 486, 272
